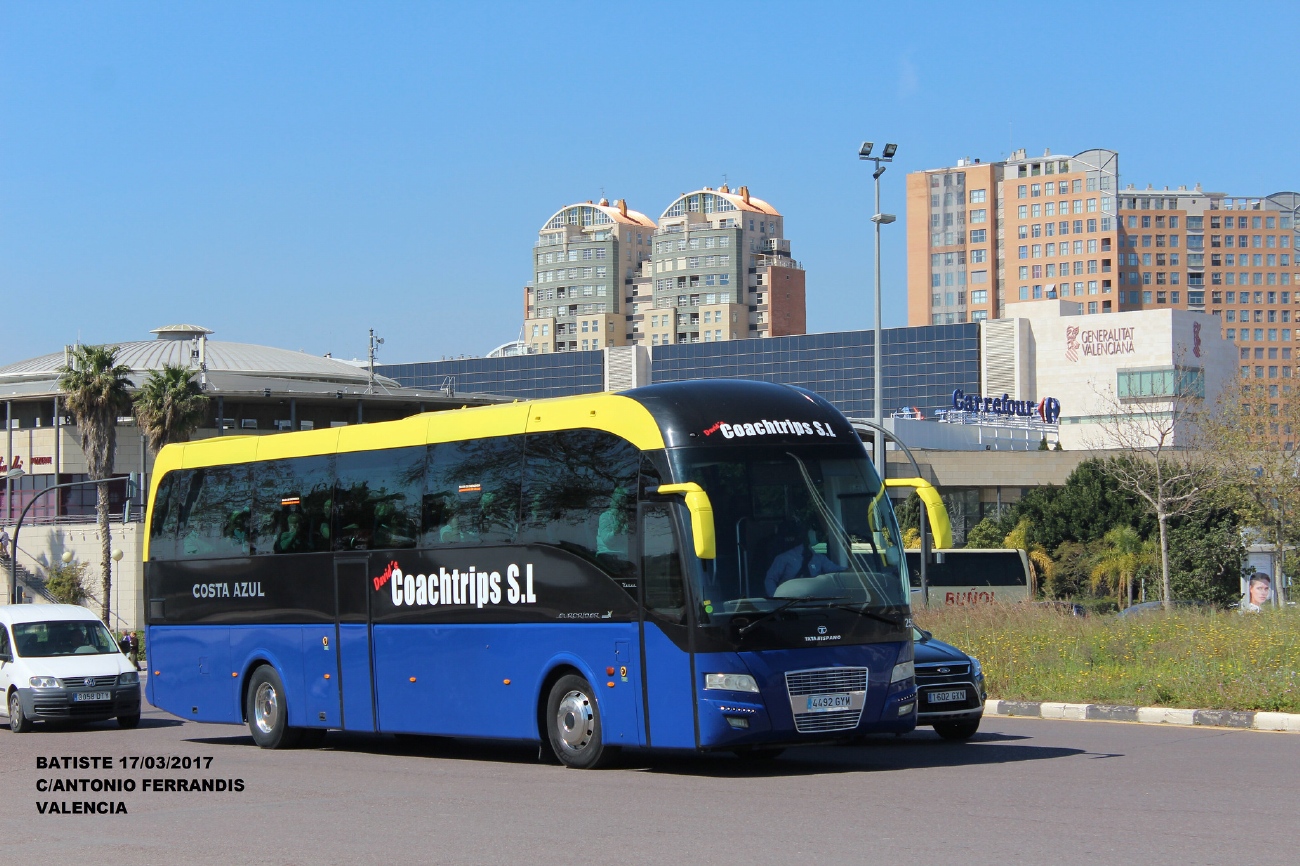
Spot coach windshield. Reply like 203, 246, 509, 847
669, 443, 909, 645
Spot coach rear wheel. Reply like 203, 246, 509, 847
546, 675, 613, 769
246, 666, 302, 749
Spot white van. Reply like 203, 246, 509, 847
0, 604, 142, 732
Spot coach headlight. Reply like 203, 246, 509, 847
705, 673, 759, 693
891, 661, 915, 683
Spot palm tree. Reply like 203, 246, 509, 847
1090, 525, 1146, 609
1003, 516, 1053, 598
58, 344, 133, 622
134, 364, 209, 453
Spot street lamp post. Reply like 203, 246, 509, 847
859, 141, 898, 476
8, 476, 118, 606
112, 548, 124, 630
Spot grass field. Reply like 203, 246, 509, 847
914, 604, 1300, 713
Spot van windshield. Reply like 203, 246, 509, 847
13, 620, 119, 658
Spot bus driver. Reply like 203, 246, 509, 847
764, 520, 846, 597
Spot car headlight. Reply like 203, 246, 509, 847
119, 671, 139, 685
970, 655, 983, 678
891, 661, 915, 683
29, 676, 60, 689
705, 673, 759, 693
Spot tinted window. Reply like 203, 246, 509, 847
642, 505, 685, 624
147, 472, 179, 561
253, 456, 334, 555
177, 466, 253, 558
521, 430, 638, 576
335, 448, 424, 551
424, 437, 521, 546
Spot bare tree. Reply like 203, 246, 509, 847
1086, 368, 1220, 610
1204, 375, 1300, 605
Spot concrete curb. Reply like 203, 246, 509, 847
984, 699, 1300, 733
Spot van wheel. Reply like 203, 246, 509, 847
245, 666, 302, 749
933, 718, 981, 741
9, 690, 33, 733
117, 713, 141, 729
546, 675, 613, 769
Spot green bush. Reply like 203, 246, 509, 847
45, 561, 92, 606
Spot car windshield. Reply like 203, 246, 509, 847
12, 620, 118, 658
670, 443, 908, 624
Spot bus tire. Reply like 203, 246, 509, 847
9, 690, 34, 733
933, 718, 981, 741
245, 666, 302, 749
546, 674, 613, 769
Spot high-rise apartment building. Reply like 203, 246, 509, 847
524, 186, 805, 352
907, 148, 1121, 326
524, 199, 655, 354
908, 148, 1299, 389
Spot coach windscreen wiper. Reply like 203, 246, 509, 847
736, 596, 846, 637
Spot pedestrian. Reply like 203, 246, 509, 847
127, 632, 140, 668
0, 525, 10, 560
118, 632, 131, 656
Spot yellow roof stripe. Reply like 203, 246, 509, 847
142, 393, 666, 560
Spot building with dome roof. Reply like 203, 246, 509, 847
523, 187, 806, 354
1, 324, 504, 622
1, 324, 503, 612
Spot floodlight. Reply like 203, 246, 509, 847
882, 143, 898, 158
859, 141, 873, 158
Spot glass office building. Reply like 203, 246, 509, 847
378, 350, 605, 400
378, 324, 980, 418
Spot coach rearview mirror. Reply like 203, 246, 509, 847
653, 482, 716, 560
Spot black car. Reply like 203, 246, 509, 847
912, 627, 986, 740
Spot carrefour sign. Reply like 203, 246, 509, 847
951, 389, 1061, 424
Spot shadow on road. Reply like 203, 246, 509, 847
182, 727, 1085, 777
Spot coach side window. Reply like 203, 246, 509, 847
253, 456, 335, 555
335, 447, 424, 551
176, 466, 252, 559
147, 472, 180, 560
424, 437, 522, 546
520, 430, 639, 577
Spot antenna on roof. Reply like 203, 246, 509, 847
367, 328, 384, 395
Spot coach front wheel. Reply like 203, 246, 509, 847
546, 674, 614, 769
246, 666, 302, 749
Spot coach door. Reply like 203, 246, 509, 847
334, 555, 377, 732
638, 503, 697, 749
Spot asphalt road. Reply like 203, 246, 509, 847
2, 701, 1297, 866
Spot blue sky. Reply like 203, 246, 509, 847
3, 1, 1297, 365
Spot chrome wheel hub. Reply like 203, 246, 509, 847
253, 682, 278, 735
555, 689, 594, 753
